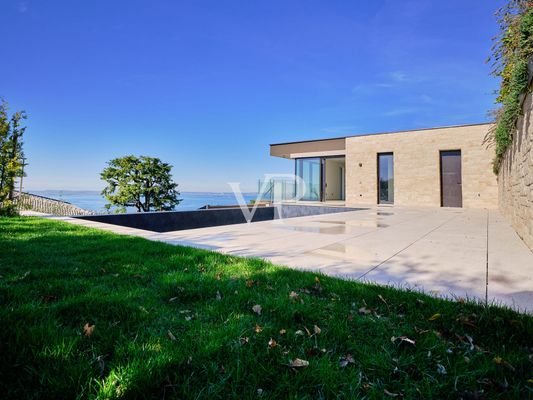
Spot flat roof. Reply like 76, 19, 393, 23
270, 122, 493, 147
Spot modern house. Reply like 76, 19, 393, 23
270, 123, 498, 208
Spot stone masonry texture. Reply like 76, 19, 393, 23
498, 91, 533, 250
345, 124, 499, 209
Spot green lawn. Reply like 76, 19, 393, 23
0, 217, 532, 399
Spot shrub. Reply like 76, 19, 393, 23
490, 2, 533, 172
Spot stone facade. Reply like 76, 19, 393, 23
498, 91, 533, 250
345, 124, 499, 209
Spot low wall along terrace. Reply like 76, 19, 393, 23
76, 204, 362, 233
498, 88, 533, 250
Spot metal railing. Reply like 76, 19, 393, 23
257, 177, 296, 202
14, 191, 95, 216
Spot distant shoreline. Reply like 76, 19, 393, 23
26, 190, 259, 213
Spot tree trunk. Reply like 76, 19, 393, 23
7, 132, 18, 201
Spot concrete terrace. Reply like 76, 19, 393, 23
57, 206, 533, 313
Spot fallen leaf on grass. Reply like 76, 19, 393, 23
429, 313, 441, 321
279, 329, 286, 335
239, 336, 249, 345
255, 324, 263, 333
436, 364, 447, 375
477, 377, 492, 387
289, 291, 303, 303
14, 271, 31, 281
246, 279, 255, 288
391, 336, 415, 346
83, 323, 95, 337
306, 282, 323, 296
414, 327, 429, 334
378, 294, 388, 306
252, 305, 262, 315
456, 314, 476, 328
339, 354, 355, 368
268, 338, 277, 349
493, 356, 516, 371
384, 388, 401, 397
167, 330, 177, 341
287, 358, 309, 368
313, 325, 321, 335
358, 307, 372, 315
295, 330, 304, 336
465, 335, 475, 351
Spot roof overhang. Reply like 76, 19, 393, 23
270, 137, 346, 159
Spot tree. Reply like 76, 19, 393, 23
101, 155, 181, 212
0, 99, 27, 216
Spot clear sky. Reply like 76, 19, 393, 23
1, 0, 504, 192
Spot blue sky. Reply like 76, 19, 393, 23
1, 0, 503, 192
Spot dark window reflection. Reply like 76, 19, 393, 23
378, 153, 394, 204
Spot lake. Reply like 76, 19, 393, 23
30, 190, 259, 213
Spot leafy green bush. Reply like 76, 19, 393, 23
490, 2, 533, 172
0, 99, 26, 214
0, 200, 17, 216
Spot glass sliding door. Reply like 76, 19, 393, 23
324, 157, 346, 201
378, 153, 394, 204
295, 158, 322, 201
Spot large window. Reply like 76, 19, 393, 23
378, 153, 394, 204
295, 158, 321, 201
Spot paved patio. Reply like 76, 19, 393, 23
58, 206, 533, 313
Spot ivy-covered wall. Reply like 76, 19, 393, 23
498, 82, 533, 250
490, 2, 533, 172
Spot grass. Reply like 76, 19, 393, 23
0, 217, 532, 399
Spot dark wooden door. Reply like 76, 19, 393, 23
440, 150, 462, 207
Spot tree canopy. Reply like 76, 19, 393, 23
0, 99, 27, 216
101, 155, 181, 212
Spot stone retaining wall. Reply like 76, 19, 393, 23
498, 89, 533, 250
